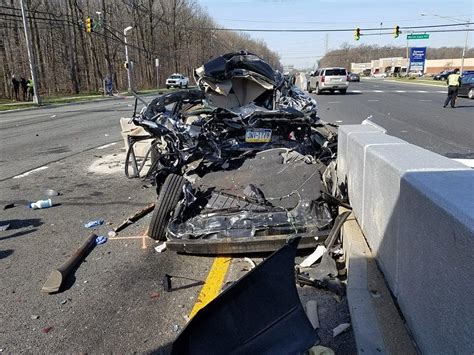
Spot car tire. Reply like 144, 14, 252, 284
340, 89, 347, 94
149, 173, 186, 241
315, 83, 321, 95
185, 84, 188, 89
307, 84, 312, 93
166, 85, 170, 89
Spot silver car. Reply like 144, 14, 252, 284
307, 67, 349, 94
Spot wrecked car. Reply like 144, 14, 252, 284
128, 51, 342, 253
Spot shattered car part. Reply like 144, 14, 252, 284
130, 51, 336, 181
171, 237, 318, 354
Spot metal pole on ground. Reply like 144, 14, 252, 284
20, 0, 41, 105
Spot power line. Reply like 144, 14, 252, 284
184, 22, 472, 33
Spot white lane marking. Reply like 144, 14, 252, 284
327, 101, 341, 104
372, 90, 384, 93
335, 120, 343, 123
13, 166, 48, 179
436, 90, 446, 93
452, 159, 474, 168
367, 99, 379, 102
400, 130, 408, 133
96, 142, 118, 150
419, 99, 432, 102
416, 90, 428, 93
352, 90, 362, 93
395, 90, 406, 93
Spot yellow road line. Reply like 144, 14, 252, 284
189, 256, 232, 319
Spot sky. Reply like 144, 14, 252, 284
197, 0, 473, 69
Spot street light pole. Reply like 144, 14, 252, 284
20, 0, 41, 104
123, 26, 133, 92
421, 13, 470, 74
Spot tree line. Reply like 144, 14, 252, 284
319, 43, 474, 70
0, 0, 282, 99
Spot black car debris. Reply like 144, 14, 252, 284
128, 51, 344, 254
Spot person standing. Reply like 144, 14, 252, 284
20, 77, 28, 101
11, 75, 20, 101
443, 68, 461, 108
27, 78, 34, 101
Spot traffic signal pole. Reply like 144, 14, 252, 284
20, 0, 41, 104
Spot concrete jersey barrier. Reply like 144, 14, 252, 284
337, 123, 474, 354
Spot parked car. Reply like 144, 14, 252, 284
408, 71, 423, 77
433, 70, 454, 81
371, 72, 387, 78
166, 73, 189, 88
348, 73, 360, 82
307, 67, 349, 94
458, 73, 474, 99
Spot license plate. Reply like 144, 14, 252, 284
245, 129, 272, 143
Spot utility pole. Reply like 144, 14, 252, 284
123, 26, 133, 92
20, 0, 41, 104
460, 19, 470, 74
155, 58, 160, 89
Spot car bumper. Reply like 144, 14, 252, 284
321, 83, 348, 90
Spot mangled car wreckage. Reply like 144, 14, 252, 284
128, 51, 343, 253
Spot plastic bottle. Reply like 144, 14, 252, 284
29, 199, 52, 209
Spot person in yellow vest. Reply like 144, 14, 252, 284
443, 68, 461, 108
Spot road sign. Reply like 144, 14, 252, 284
409, 47, 427, 72
407, 33, 430, 40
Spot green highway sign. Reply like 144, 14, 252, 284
407, 33, 430, 40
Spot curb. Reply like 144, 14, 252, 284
342, 210, 417, 354
0, 95, 127, 114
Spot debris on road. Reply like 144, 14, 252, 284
41, 233, 98, 294
306, 300, 319, 329
154, 242, 167, 253
29, 199, 52, 209
171, 237, 317, 354
162, 274, 204, 293
0, 223, 10, 231
60, 299, 68, 305
107, 231, 117, 238
95, 236, 108, 245
306, 345, 335, 355
113, 203, 155, 232
300, 245, 327, 268
84, 219, 104, 228
332, 323, 351, 337
30, 315, 39, 320
41, 326, 53, 334
149, 292, 160, 300
3, 203, 15, 210
243, 257, 256, 270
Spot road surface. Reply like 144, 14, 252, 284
312, 78, 474, 159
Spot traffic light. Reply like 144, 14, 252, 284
354, 28, 361, 41
85, 17, 93, 33
394, 25, 400, 38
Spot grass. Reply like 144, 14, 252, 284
0, 93, 112, 111
0, 86, 197, 111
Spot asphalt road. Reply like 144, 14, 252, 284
2, 81, 471, 352
0, 97, 354, 353
312, 78, 474, 159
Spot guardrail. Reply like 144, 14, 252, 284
337, 122, 474, 354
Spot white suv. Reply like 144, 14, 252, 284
166, 74, 189, 89
307, 67, 349, 94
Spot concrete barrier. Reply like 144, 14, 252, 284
337, 124, 474, 354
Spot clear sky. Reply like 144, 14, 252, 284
197, 0, 473, 69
